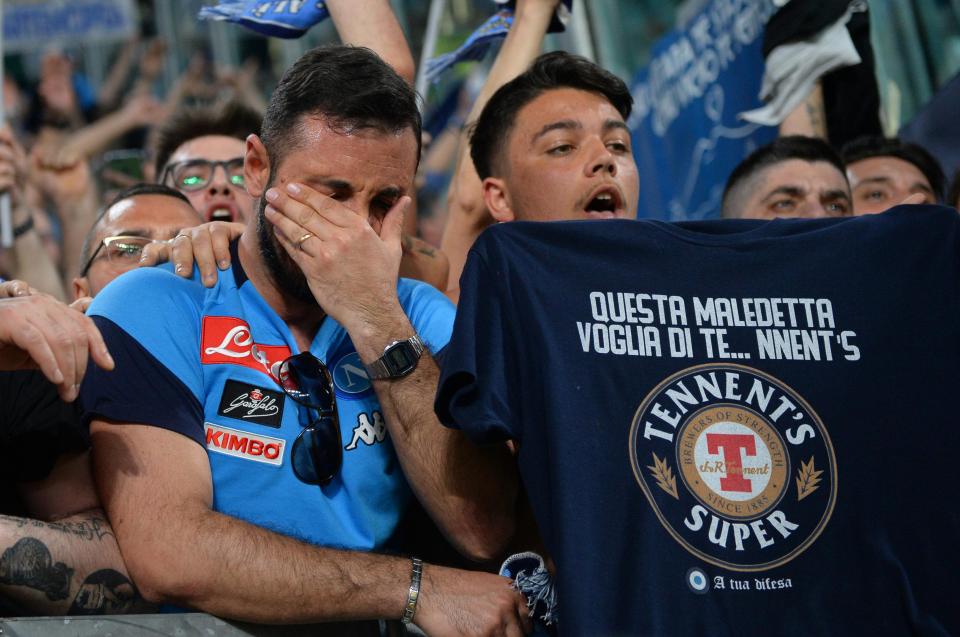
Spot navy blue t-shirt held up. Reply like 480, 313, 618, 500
436, 205, 960, 636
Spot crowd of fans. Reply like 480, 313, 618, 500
1, 0, 958, 633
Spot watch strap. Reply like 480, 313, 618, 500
364, 334, 424, 380
13, 216, 34, 239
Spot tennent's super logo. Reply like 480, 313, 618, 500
630, 364, 837, 571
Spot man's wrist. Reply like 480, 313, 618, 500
12, 215, 34, 239
400, 557, 422, 624
364, 335, 425, 380
514, 1, 556, 24
342, 301, 411, 360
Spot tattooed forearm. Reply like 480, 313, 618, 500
0, 513, 115, 541
0, 508, 149, 615
68, 569, 143, 615
0, 538, 73, 600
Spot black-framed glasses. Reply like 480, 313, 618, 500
80, 235, 173, 276
278, 352, 342, 487
162, 158, 245, 192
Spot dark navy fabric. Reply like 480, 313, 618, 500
1, 370, 85, 516
437, 205, 960, 636
81, 248, 456, 552
81, 317, 204, 444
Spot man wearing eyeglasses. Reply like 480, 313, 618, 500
71, 184, 202, 300
79, 44, 529, 634
155, 101, 259, 224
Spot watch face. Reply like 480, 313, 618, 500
385, 342, 417, 376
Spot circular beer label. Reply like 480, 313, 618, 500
629, 364, 837, 571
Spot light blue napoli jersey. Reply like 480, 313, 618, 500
81, 245, 456, 551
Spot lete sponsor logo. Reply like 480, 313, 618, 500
201, 316, 292, 380
217, 379, 285, 428
204, 422, 284, 466
629, 363, 837, 572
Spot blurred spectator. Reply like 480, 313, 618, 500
842, 136, 946, 215
26, 52, 90, 135
0, 124, 68, 300
154, 101, 261, 224
721, 136, 852, 220
3, 74, 28, 136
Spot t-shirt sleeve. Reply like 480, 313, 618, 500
398, 278, 457, 354
79, 268, 205, 446
0, 370, 87, 485
434, 250, 521, 444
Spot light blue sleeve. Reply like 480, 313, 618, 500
397, 278, 456, 354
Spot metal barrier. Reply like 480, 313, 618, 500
0, 613, 397, 636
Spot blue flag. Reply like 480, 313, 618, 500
199, 1, 329, 39
425, 0, 572, 83
628, 0, 778, 220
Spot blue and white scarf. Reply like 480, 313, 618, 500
424, 0, 573, 83
199, 1, 329, 38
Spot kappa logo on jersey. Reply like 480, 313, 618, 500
332, 352, 373, 397
217, 379, 285, 428
345, 411, 387, 450
201, 316, 292, 380
629, 363, 837, 572
204, 422, 284, 466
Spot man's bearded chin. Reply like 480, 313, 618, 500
256, 196, 317, 305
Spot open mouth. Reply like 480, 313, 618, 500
207, 206, 236, 222
584, 187, 623, 218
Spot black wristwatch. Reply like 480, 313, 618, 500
364, 335, 425, 380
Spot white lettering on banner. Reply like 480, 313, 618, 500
2, 1, 138, 53
630, 0, 776, 136
577, 292, 861, 363
204, 423, 284, 466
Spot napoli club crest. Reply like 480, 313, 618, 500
629, 364, 837, 571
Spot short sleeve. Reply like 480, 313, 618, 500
79, 267, 205, 446
0, 370, 86, 485
397, 278, 457, 354
434, 250, 520, 444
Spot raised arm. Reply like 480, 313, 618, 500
90, 421, 527, 631
29, 149, 101, 283
441, 0, 560, 301
326, 0, 416, 85
265, 184, 521, 561
46, 94, 165, 168
779, 81, 827, 139
0, 125, 67, 300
